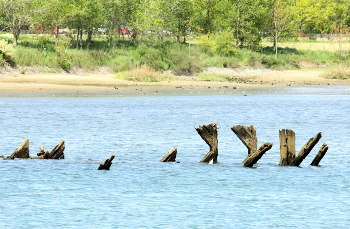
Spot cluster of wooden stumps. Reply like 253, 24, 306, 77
0, 139, 65, 160
160, 123, 328, 167
2, 124, 328, 170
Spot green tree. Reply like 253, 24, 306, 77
265, 0, 297, 57
0, 0, 33, 46
162, 0, 194, 43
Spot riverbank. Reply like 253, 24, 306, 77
0, 69, 349, 97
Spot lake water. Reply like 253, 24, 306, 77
1, 86, 350, 228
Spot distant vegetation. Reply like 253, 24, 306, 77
0, 0, 350, 80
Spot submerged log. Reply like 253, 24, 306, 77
231, 125, 257, 156
11, 138, 30, 159
310, 143, 329, 166
196, 123, 218, 164
50, 140, 65, 159
243, 143, 273, 167
98, 155, 115, 170
289, 132, 322, 166
279, 129, 296, 166
160, 147, 179, 162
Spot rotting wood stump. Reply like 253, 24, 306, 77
98, 155, 115, 170
50, 140, 65, 159
32, 140, 66, 159
11, 139, 30, 159
279, 129, 296, 166
231, 125, 257, 156
279, 130, 322, 166
243, 143, 273, 167
231, 125, 272, 167
160, 147, 179, 163
196, 123, 218, 164
310, 143, 329, 166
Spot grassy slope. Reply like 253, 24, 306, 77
1, 34, 350, 80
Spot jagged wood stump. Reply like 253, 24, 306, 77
279, 129, 296, 166
243, 143, 273, 167
310, 143, 329, 166
160, 147, 178, 162
232, 125, 272, 167
50, 140, 65, 159
11, 138, 30, 159
231, 125, 257, 156
196, 123, 218, 164
289, 132, 322, 166
279, 130, 322, 166
98, 155, 115, 170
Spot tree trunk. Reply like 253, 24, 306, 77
76, 27, 80, 49
98, 155, 115, 170
160, 147, 178, 162
289, 132, 322, 166
279, 129, 296, 166
310, 143, 328, 166
196, 123, 218, 164
231, 125, 257, 156
243, 143, 273, 167
86, 28, 93, 49
11, 138, 30, 159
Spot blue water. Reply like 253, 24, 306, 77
1, 87, 350, 228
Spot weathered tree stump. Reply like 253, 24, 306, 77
11, 138, 30, 159
243, 143, 273, 167
310, 143, 328, 166
50, 140, 65, 159
289, 132, 322, 166
232, 125, 272, 166
98, 155, 115, 170
196, 123, 218, 164
279, 129, 296, 166
231, 125, 257, 156
160, 147, 179, 162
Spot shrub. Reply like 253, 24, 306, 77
0, 40, 15, 66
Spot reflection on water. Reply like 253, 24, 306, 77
0, 88, 349, 228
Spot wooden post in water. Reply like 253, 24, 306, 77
289, 132, 322, 166
11, 138, 30, 159
160, 147, 179, 162
310, 143, 329, 166
196, 123, 218, 164
279, 129, 296, 166
231, 125, 257, 156
231, 125, 272, 167
243, 143, 273, 167
50, 140, 65, 159
98, 155, 115, 170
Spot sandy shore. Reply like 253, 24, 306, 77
0, 69, 349, 96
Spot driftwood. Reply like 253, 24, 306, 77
98, 155, 115, 170
289, 132, 322, 166
310, 143, 329, 166
231, 125, 257, 156
196, 123, 218, 164
160, 147, 179, 162
11, 139, 30, 159
243, 143, 273, 167
279, 129, 296, 166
